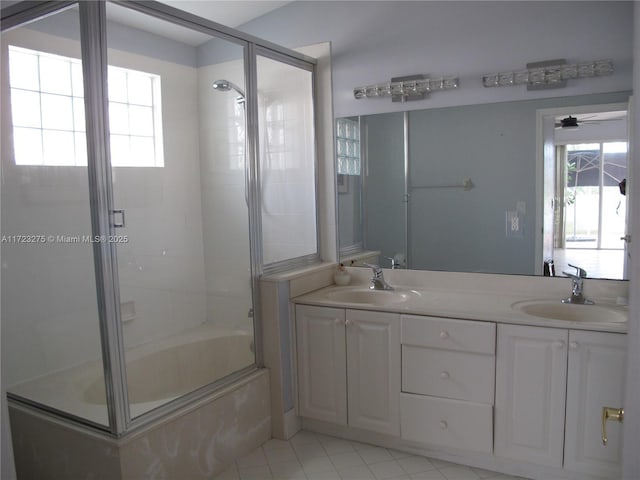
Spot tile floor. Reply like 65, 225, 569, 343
215, 431, 529, 480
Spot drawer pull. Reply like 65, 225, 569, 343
334, 318, 342, 325
569, 341, 579, 350
439, 420, 448, 430
440, 371, 450, 380
439, 331, 449, 340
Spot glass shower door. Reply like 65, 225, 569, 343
105, 4, 255, 418
1, 6, 109, 426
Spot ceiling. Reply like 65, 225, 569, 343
104, 1, 292, 46
158, 1, 292, 28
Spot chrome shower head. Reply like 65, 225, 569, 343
212, 80, 231, 92
212, 79, 245, 101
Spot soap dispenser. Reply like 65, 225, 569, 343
333, 263, 351, 286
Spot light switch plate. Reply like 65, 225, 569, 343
506, 210, 524, 238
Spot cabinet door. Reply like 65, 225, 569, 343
494, 324, 568, 467
295, 305, 347, 425
346, 310, 401, 435
564, 331, 626, 477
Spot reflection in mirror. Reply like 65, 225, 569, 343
337, 93, 630, 280
542, 106, 629, 280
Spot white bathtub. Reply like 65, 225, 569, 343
9, 325, 256, 424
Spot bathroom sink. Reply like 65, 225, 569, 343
326, 288, 418, 306
511, 300, 627, 323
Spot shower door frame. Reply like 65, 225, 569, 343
1, 0, 318, 438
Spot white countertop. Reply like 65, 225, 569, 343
292, 269, 628, 333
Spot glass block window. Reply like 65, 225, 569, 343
8, 46, 164, 167
336, 118, 360, 175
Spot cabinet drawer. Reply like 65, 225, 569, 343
402, 346, 495, 404
400, 393, 493, 454
401, 315, 495, 354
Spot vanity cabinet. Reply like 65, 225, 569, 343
400, 315, 496, 454
295, 305, 347, 425
495, 324, 626, 476
564, 330, 626, 478
295, 305, 401, 435
494, 324, 568, 467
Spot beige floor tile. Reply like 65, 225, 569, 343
424, 460, 459, 470
305, 470, 342, 480
330, 451, 367, 471
322, 439, 357, 456
438, 465, 480, 480
227, 433, 516, 480
388, 449, 414, 460
470, 468, 499, 479
270, 461, 307, 479
367, 459, 407, 479
294, 443, 329, 460
237, 448, 269, 468
238, 464, 273, 480
265, 447, 300, 466
338, 465, 376, 480
357, 447, 394, 465
301, 456, 340, 474
263, 439, 294, 452
409, 471, 447, 480
397, 456, 435, 474
291, 432, 321, 448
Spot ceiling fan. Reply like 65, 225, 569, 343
555, 113, 625, 129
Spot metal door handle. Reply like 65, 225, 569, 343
602, 406, 624, 446
112, 209, 126, 228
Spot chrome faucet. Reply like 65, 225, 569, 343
562, 264, 594, 305
364, 263, 394, 291
386, 256, 401, 269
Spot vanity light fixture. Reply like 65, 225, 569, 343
354, 73, 459, 102
482, 59, 613, 91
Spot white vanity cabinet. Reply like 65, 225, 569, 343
400, 315, 496, 454
564, 330, 626, 478
494, 324, 568, 467
295, 305, 401, 435
295, 305, 347, 425
495, 324, 626, 476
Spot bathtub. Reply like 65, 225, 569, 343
9, 366, 271, 480
9, 324, 256, 424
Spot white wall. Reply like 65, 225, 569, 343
240, 1, 633, 117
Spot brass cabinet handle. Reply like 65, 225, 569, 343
602, 406, 624, 446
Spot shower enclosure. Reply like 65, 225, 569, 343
1, 0, 317, 465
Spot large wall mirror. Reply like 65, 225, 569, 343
337, 93, 631, 280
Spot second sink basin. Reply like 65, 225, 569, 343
326, 288, 418, 306
512, 300, 627, 323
